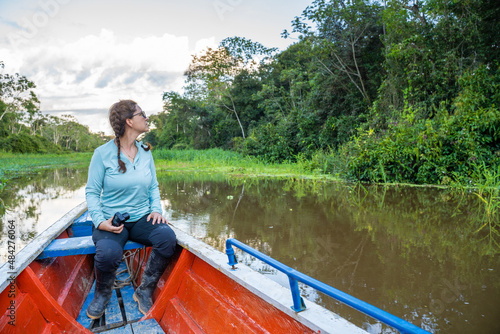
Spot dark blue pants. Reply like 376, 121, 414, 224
92, 214, 176, 272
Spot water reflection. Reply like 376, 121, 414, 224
0, 168, 87, 262
0, 169, 499, 333
158, 173, 500, 334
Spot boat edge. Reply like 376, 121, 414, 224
170, 224, 368, 334
0, 203, 368, 334
0, 201, 88, 293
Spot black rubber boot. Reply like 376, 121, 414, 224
133, 249, 169, 315
87, 266, 117, 320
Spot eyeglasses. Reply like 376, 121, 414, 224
131, 110, 147, 119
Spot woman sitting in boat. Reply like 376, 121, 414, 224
85, 99, 176, 319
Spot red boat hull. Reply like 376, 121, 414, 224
0, 235, 315, 333
0, 205, 366, 333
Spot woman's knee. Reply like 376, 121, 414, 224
149, 225, 177, 258
94, 239, 123, 272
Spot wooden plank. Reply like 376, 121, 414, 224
114, 261, 143, 322
148, 249, 195, 321
71, 225, 93, 237
37, 253, 90, 306
37, 237, 144, 259
77, 261, 135, 328
176, 271, 264, 333
57, 254, 94, 318
77, 281, 96, 329
161, 297, 204, 334
116, 261, 130, 283
16, 266, 90, 333
71, 211, 93, 237
0, 202, 88, 294
104, 289, 123, 325
190, 257, 312, 333
0, 293, 47, 334
131, 318, 165, 333
105, 324, 133, 333
120, 284, 143, 322
38, 237, 93, 258
72, 210, 90, 225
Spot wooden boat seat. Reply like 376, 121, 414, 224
36, 236, 144, 259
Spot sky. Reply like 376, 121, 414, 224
0, 0, 312, 135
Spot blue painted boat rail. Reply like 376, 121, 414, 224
225, 238, 429, 334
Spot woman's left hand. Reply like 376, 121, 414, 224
147, 212, 168, 225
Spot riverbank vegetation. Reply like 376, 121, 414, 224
1, 0, 499, 189
0, 152, 92, 193
153, 148, 336, 179
0, 62, 108, 154
1, 147, 499, 255
144, 0, 499, 187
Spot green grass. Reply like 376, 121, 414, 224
153, 148, 340, 180
0, 151, 93, 188
2, 148, 498, 189
0, 149, 341, 194
0, 148, 339, 183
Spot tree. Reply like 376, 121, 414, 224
286, 0, 385, 105
157, 92, 200, 148
185, 37, 277, 140
0, 61, 40, 126
376, 0, 500, 116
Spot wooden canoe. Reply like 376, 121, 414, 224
0, 203, 424, 333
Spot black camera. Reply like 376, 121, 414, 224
112, 212, 130, 227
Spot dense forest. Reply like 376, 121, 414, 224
1, 0, 499, 185
0, 61, 107, 153
144, 0, 500, 185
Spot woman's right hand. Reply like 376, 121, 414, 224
98, 217, 124, 233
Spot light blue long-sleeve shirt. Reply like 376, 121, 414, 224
85, 139, 162, 228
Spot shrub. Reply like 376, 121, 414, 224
0, 133, 63, 154
241, 121, 297, 163
337, 65, 500, 184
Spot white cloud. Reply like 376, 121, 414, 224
1, 28, 215, 134
0, 0, 312, 134
194, 37, 218, 54
1, 29, 195, 112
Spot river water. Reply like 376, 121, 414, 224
0, 168, 499, 333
